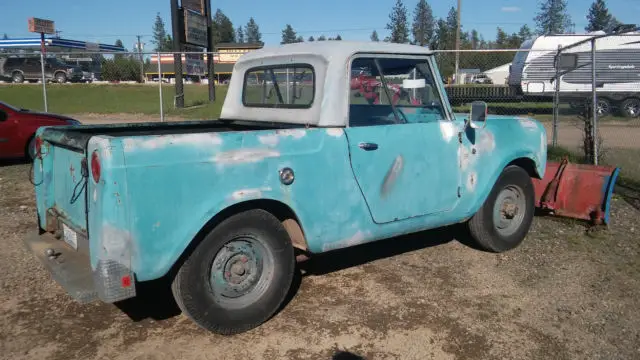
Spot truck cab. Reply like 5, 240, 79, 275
25, 41, 547, 336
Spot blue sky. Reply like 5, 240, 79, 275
2, 0, 636, 51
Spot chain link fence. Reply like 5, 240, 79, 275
1, 45, 639, 183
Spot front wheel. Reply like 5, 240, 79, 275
467, 165, 535, 253
171, 209, 295, 335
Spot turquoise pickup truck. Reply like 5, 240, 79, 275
26, 41, 547, 335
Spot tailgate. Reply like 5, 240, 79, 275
36, 128, 91, 242
51, 145, 88, 231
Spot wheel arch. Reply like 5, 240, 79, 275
23, 132, 37, 159
507, 156, 542, 179
167, 199, 309, 280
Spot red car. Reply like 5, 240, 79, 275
0, 101, 81, 160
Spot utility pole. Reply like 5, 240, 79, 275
455, 0, 461, 84
171, 0, 184, 108
136, 35, 145, 83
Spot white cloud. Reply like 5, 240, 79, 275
501, 6, 521, 12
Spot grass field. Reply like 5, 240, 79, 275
0, 84, 227, 120
2, 83, 636, 124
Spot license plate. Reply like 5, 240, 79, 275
62, 223, 78, 250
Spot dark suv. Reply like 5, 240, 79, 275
0, 56, 83, 83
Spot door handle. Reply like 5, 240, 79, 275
358, 142, 378, 151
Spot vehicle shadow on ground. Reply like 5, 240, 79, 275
332, 351, 366, 359
298, 223, 478, 277
0, 158, 30, 167
616, 180, 640, 211
112, 223, 479, 324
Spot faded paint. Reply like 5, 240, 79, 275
93, 188, 97, 203
466, 171, 478, 192
230, 187, 272, 201
518, 117, 538, 131
100, 224, 132, 265
380, 155, 404, 197
258, 134, 280, 146
326, 128, 344, 137
123, 133, 223, 152
439, 121, 456, 142
212, 148, 281, 165
276, 129, 307, 139
477, 130, 496, 153
322, 230, 367, 252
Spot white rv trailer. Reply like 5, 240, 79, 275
508, 31, 640, 118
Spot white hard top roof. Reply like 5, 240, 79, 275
221, 41, 435, 127
236, 40, 433, 64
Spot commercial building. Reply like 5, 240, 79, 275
146, 42, 263, 83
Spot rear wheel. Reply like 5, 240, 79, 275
596, 98, 611, 117
55, 72, 67, 83
621, 98, 640, 119
12, 72, 24, 83
171, 209, 295, 335
467, 165, 535, 253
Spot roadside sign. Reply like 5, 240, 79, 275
28, 17, 55, 34
182, 0, 205, 14
183, 9, 208, 47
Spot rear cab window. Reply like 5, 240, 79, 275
242, 64, 315, 108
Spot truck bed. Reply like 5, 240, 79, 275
40, 119, 306, 152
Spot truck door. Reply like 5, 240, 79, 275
345, 56, 461, 224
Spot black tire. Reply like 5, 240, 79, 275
620, 98, 640, 119
467, 165, 535, 253
55, 72, 67, 83
596, 98, 611, 117
171, 209, 295, 335
26, 136, 36, 160
12, 72, 24, 83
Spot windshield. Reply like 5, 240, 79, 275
349, 57, 447, 125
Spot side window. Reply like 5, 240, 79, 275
349, 57, 447, 127
0, 109, 7, 122
242, 64, 315, 108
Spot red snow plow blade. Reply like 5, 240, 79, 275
532, 158, 621, 225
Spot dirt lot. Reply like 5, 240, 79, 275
1, 154, 640, 359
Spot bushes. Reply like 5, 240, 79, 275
100, 56, 145, 82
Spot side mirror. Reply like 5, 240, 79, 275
556, 53, 578, 71
468, 101, 487, 129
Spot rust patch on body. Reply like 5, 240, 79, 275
381, 155, 404, 197
282, 218, 307, 251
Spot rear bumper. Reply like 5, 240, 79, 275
23, 230, 98, 303
23, 229, 138, 304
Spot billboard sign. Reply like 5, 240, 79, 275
185, 53, 206, 76
182, 0, 205, 14
28, 17, 55, 34
184, 9, 208, 47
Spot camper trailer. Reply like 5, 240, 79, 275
508, 32, 640, 118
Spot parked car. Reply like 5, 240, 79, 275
25, 41, 547, 336
0, 56, 83, 83
0, 101, 81, 160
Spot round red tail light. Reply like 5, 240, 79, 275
34, 137, 43, 158
91, 150, 101, 183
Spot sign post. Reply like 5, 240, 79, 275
171, 0, 214, 108
28, 17, 55, 112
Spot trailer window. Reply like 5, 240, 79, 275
242, 64, 315, 109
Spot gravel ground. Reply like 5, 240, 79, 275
1, 160, 640, 360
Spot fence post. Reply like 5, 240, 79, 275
552, 45, 561, 148
591, 38, 598, 165
158, 52, 164, 122
39, 52, 48, 112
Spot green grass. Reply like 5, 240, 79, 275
0, 84, 228, 119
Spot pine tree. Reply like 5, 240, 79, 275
212, 9, 235, 45
296, 36, 304, 43
585, 0, 617, 32
317, 35, 326, 41
151, 13, 171, 52
370, 30, 379, 41
518, 25, 533, 41
412, 0, 435, 46
281, 24, 298, 44
244, 17, 262, 44
2, 33, 8, 40
236, 26, 245, 43
385, 0, 410, 43
534, 0, 573, 35
308, 36, 315, 42
470, 30, 480, 49
335, 34, 342, 40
